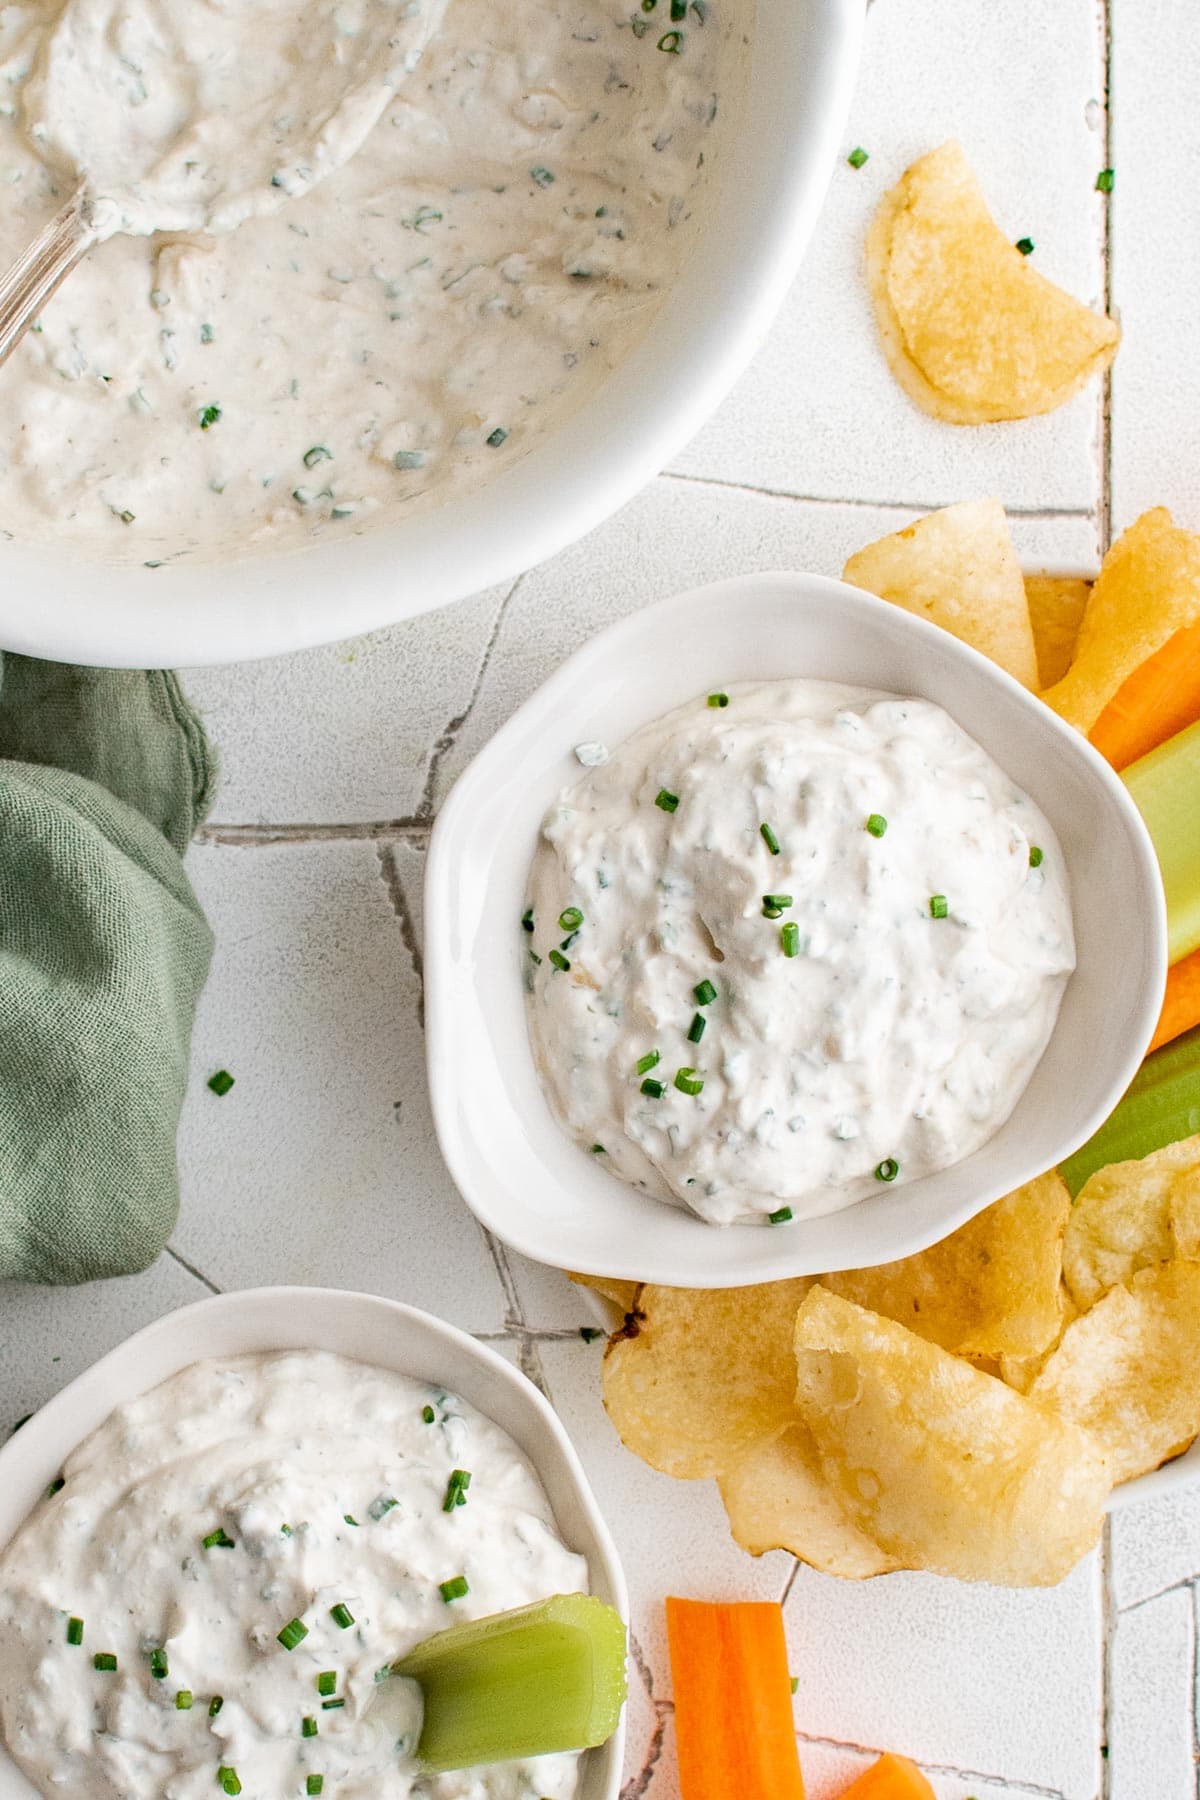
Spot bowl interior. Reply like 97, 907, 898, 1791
0, 1288, 627, 1800
426, 571, 1166, 1287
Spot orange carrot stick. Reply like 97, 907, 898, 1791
1089, 619, 1200, 770
1149, 946, 1200, 1054
665, 1598, 805, 1800
836, 1752, 937, 1800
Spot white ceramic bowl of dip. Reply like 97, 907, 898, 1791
425, 570, 1167, 1288
0, 1287, 628, 1800
0, 2, 862, 669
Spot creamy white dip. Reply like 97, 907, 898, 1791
524, 680, 1075, 1226
0, 0, 744, 563
0, 1352, 588, 1799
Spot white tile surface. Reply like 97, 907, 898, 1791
1107, 1586, 1195, 1800
1110, 1489, 1200, 1613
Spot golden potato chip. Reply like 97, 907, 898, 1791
793, 1287, 1110, 1585
1025, 574, 1091, 689
1043, 508, 1200, 732
1031, 1261, 1200, 1483
1062, 1134, 1200, 1310
568, 1271, 642, 1317
843, 498, 1038, 687
866, 140, 1119, 425
601, 1279, 812, 1479
823, 1171, 1069, 1359
998, 1287, 1075, 1393
718, 1425, 900, 1580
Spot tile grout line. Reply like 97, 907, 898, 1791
415, 571, 525, 821
661, 468, 1098, 522
1098, 0, 1115, 556
793, 1732, 1067, 1799
196, 820, 432, 845
375, 842, 424, 1024
1191, 1582, 1200, 1800
164, 1243, 223, 1296
1113, 1572, 1200, 1616
1100, 1515, 1115, 1798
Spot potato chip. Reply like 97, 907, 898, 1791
793, 1287, 1110, 1585
998, 1287, 1075, 1393
823, 1171, 1069, 1359
843, 498, 1038, 687
1031, 1261, 1200, 1483
601, 1279, 812, 1479
1043, 508, 1200, 732
1025, 574, 1091, 689
1062, 1133, 1200, 1309
718, 1425, 900, 1580
568, 1271, 642, 1317
866, 140, 1119, 425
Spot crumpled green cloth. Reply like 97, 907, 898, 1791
0, 655, 214, 1284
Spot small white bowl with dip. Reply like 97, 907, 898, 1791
425, 570, 1167, 1288
0, 1287, 627, 1800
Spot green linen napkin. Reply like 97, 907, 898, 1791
0, 655, 214, 1284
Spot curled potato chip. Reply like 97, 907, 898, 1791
601, 1279, 811, 1478
1025, 574, 1091, 689
866, 140, 1118, 425
718, 1425, 899, 1580
1031, 1261, 1200, 1483
1062, 1134, 1200, 1310
842, 498, 1038, 687
793, 1287, 1110, 1585
823, 1171, 1069, 1359
568, 1271, 642, 1317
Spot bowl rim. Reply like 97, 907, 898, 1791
424, 567, 1168, 1287
0, 0, 864, 669
0, 1286, 628, 1800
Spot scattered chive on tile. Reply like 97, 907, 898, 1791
580, 1326, 604, 1343
693, 979, 717, 1006
202, 1527, 235, 1549
207, 1069, 234, 1097
176, 1690, 194, 1711
317, 1672, 337, 1697
707, 692, 729, 708
760, 822, 781, 855
330, 1604, 355, 1629
1015, 236, 1034, 255
875, 1158, 900, 1183
655, 788, 679, 813
1096, 167, 1114, 192
150, 1648, 169, 1679
640, 1077, 665, 1098
66, 1617, 84, 1646
209, 1696, 224, 1717
439, 1575, 469, 1603
1029, 846, 1044, 868
687, 1012, 706, 1043
278, 1618, 309, 1652
558, 906, 583, 931
302, 1716, 318, 1738
674, 1067, 704, 1096
636, 1049, 661, 1075
548, 949, 570, 972
847, 145, 869, 168
929, 894, 949, 920
768, 1206, 794, 1225
865, 813, 887, 838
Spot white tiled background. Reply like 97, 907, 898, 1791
2, 1, 1197, 1794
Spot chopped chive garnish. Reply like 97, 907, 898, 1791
280, 1523, 294, 1537
303, 445, 332, 468
150, 1648, 168, 1679
530, 164, 555, 186
640, 1077, 665, 1098
422, 1405, 436, 1424
521, 907, 534, 932
1029, 845, 1044, 868
657, 28, 682, 50
94, 1652, 118, 1672
674, 1067, 704, 1096
865, 814, 887, 838
707, 692, 729, 708
47, 1477, 65, 1496
343, 1515, 359, 1527
693, 979, 717, 1006
301, 1715, 319, 1739
486, 426, 508, 447
202, 1527, 235, 1549
1015, 236, 1034, 256
655, 788, 680, 813
330, 1604, 355, 1630
200, 322, 214, 343
207, 1069, 234, 1096
875, 1158, 900, 1183
66, 1617, 84, 1646
591, 1143, 606, 1154
847, 145, 869, 169
1096, 167, 1115, 193
321, 1697, 345, 1711
439, 1575, 469, 1603
198, 403, 222, 430
278, 1618, 309, 1651
209, 1696, 224, 1717
317, 1672, 337, 1697
687, 1013, 706, 1043
763, 894, 792, 913
218, 1767, 242, 1795
558, 906, 584, 931
442, 1469, 473, 1512
636, 1049, 661, 1075
670, 0, 686, 14
791, 1676, 799, 1694
548, 949, 571, 972
929, 894, 949, 920
760, 822, 781, 855
307, 1779, 324, 1796
528, 949, 542, 965
369, 1495, 398, 1521
768, 1206, 794, 1224
176, 1690, 194, 1711
781, 922, 800, 958
560, 931, 580, 952
580, 1326, 605, 1342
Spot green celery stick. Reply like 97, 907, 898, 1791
393, 1593, 626, 1772
1060, 1023, 1200, 1196
1123, 719, 1200, 964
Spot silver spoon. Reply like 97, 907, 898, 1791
0, 185, 96, 370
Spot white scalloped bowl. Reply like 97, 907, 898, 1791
425, 570, 1167, 1288
0, 1288, 628, 1800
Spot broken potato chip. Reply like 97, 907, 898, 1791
1062, 1133, 1200, 1310
1025, 573, 1091, 689
867, 140, 1119, 424
793, 1287, 1110, 1586
717, 1424, 900, 1580
843, 498, 1038, 687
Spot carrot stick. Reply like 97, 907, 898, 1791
1089, 619, 1200, 770
665, 1598, 805, 1800
1149, 947, 1200, 1054
836, 1752, 937, 1800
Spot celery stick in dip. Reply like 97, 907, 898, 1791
0, 1352, 588, 1800
523, 680, 1075, 1226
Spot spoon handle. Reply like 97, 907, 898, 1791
0, 186, 96, 369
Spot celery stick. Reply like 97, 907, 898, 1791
394, 1592, 626, 1773
1123, 719, 1200, 964
1060, 1023, 1200, 1196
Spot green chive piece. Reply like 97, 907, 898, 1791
929, 894, 949, 920
422, 1405, 436, 1425
66, 1617, 83, 1646
218, 1767, 242, 1795
207, 1069, 234, 1096
635, 1049, 661, 1075
674, 1067, 704, 1096
687, 1013, 706, 1044
202, 1527, 235, 1549
321, 1697, 345, 1712
176, 1690, 194, 1711
278, 1618, 309, 1651
280, 1523, 294, 1537
1096, 167, 1115, 193
209, 1696, 224, 1717
670, 0, 686, 14
486, 426, 508, 447
303, 445, 332, 469
150, 1648, 169, 1679
655, 788, 680, 813
780, 922, 800, 958
47, 1477, 65, 1496
847, 145, 869, 168
760, 822, 781, 855
549, 949, 570, 972
93, 1652, 118, 1672
317, 1672, 337, 1696
657, 28, 682, 50
560, 931, 580, 952
763, 894, 793, 912
707, 692, 729, 708
530, 164, 555, 186
875, 1158, 900, 1183
640, 1077, 665, 1098
580, 1326, 605, 1343
790, 1677, 799, 1694
440, 1575, 469, 1603
302, 1716, 318, 1738
865, 814, 887, 838
200, 322, 214, 344
307, 1779, 325, 1796
558, 906, 583, 932
199, 403, 222, 430
768, 1206, 794, 1225
763, 906, 782, 920
521, 907, 534, 933
528, 949, 542, 965
330, 1604, 355, 1629
693, 979, 717, 1006
1029, 845, 1044, 868
1015, 236, 1035, 256
343, 1515, 359, 1527
369, 1495, 398, 1521
590, 1143, 606, 1154
443, 1469, 473, 1513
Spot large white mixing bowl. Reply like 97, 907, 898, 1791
0, 0, 862, 668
